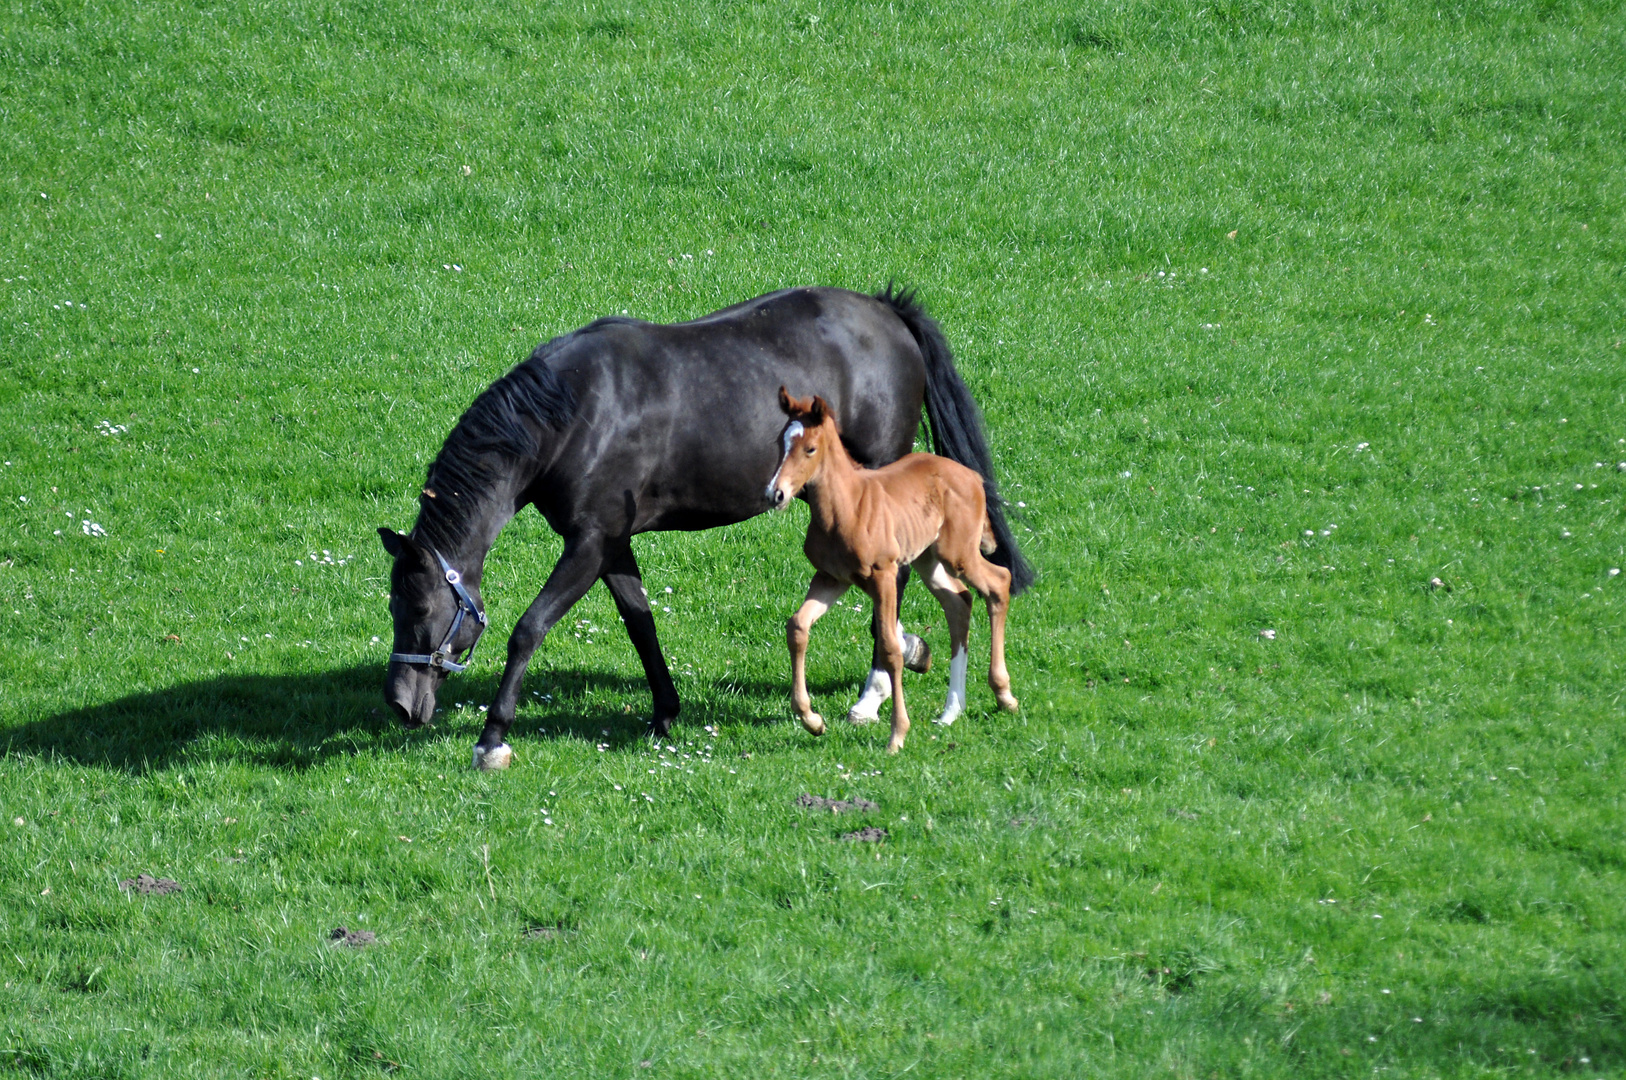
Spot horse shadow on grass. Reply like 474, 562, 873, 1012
3, 664, 852, 774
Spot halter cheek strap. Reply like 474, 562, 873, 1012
388, 550, 488, 673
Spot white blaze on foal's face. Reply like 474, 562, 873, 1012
766, 420, 806, 508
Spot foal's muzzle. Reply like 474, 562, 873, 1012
766, 485, 789, 509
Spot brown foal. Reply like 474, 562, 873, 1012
766, 388, 1018, 753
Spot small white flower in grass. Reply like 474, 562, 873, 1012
1610, 568, 1621, 577
265, 633, 272, 638
1562, 530, 1572, 538
192, 367, 199, 374
295, 560, 302, 566
664, 586, 673, 593
1305, 530, 1314, 536
1258, 629, 1276, 640
371, 636, 379, 642
1120, 471, 1131, 479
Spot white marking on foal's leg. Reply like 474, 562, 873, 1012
934, 647, 968, 726
849, 667, 891, 724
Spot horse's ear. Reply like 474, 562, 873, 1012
809, 395, 830, 425
778, 385, 794, 415
378, 527, 408, 559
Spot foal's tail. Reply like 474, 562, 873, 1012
877, 283, 1034, 596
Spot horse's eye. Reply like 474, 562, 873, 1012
804, 445, 816, 456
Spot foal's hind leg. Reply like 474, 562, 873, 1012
959, 558, 1018, 712
788, 572, 848, 736
915, 555, 974, 727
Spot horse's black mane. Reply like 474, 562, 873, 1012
413, 337, 579, 554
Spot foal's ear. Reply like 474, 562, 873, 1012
777, 385, 798, 416
808, 395, 830, 425
377, 527, 408, 559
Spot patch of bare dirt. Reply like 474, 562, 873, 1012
119, 874, 182, 895
797, 793, 878, 813
841, 827, 888, 843
328, 927, 376, 947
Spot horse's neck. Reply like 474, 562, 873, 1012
422, 481, 526, 584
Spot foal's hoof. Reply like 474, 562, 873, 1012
997, 692, 1020, 713
902, 633, 932, 674
846, 706, 880, 726
472, 743, 513, 771
801, 712, 827, 737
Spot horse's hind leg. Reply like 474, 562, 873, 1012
851, 565, 929, 724
479, 532, 605, 769
788, 572, 848, 736
600, 543, 681, 738
915, 555, 974, 727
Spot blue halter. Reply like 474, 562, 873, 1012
388, 549, 488, 673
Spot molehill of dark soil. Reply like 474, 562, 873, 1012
841, 827, 889, 843
329, 927, 376, 947
119, 874, 182, 895
797, 793, 878, 813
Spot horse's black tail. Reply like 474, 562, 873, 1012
876, 283, 1034, 596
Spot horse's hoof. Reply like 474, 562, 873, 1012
472, 743, 513, 771
885, 738, 904, 755
902, 633, 932, 674
846, 707, 880, 725
801, 713, 827, 736
998, 694, 1019, 713
647, 716, 674, 739
932, 710, 959, 727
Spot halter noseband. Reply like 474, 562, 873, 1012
388, 549, 488, 673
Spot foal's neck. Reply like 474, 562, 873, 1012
803, 426, 867, 533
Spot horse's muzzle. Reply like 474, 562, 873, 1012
384, 663, 439, 728
766, 485, 789, 509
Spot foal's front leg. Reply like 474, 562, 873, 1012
787, 572, 848, 736
867, 568, 911, 754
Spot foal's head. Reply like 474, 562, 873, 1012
766, 387, 838, 509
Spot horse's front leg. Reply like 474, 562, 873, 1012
599, 542, 681, 738
788, 572, 848, 736
850, 564, 930, 724
475, 533, 605, 770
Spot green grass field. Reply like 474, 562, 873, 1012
3, 0, 1624, 1075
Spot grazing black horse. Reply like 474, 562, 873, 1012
378, 285, 1030, 767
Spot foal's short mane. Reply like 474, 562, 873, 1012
413, 337, 578, 553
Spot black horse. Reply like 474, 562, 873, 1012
378, 285, 1030, 766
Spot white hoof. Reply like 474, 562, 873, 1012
472, 743, 513, 771
932, 708, 960, 728
849, 668, 891, 724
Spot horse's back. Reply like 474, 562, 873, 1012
533, 289, 927, 535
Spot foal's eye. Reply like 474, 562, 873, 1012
804, 445, 816, 456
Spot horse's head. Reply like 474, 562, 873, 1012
377, 527, 486, 728
767, 386, 838, 509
